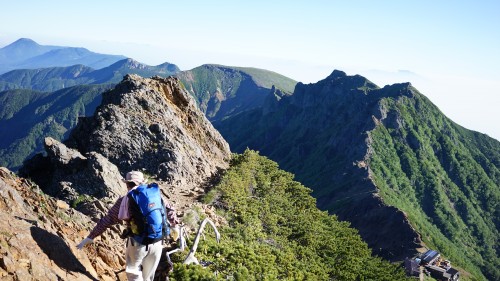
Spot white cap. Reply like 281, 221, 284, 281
122, 171, 147, 185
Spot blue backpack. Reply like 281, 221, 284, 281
128, 183, 170, 245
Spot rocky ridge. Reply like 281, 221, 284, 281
9, 74, 232, 279
65, 74, 231, 190
20, 74, 231, 213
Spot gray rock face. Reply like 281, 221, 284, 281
20, 137, 127, 219
66, 74, 231, 190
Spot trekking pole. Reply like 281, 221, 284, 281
165, 225, 186, 267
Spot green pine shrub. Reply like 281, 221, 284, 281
170, 150, 408, 280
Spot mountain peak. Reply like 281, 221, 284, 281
326, 69, 347, 79
124, 57, 138, 64
110, 58, 144, 69
9, 38, 39, 47
379, 82, 416, 99
2, 38, 41, 51
64, 75, 231, 185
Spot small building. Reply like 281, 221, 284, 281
404, 258, 420, 277
425, 265, 460, 281
420, 249, 440, 265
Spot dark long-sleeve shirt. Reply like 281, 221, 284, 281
87, 196, 178, 240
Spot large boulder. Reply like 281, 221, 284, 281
20, 137, 127, 219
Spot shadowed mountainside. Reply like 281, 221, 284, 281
0, 84, 113, 170
214, 70, 499, 280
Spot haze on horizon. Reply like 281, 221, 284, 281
1, 0, 499, 141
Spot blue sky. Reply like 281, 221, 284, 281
1, 0, 499, 140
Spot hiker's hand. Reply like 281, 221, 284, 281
170, 225, 180, 241
76, 238, 93, 249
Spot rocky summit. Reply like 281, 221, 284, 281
65, 74, 231, 189
11, 74, 232, 280
21, 74, 231, 203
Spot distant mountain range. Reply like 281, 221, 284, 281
0, 38, 127, 74
0, 58, 180, 92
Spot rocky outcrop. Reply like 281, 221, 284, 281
0, 167, 124, 280
20, 137, 127, 220
65, 75, 231, 190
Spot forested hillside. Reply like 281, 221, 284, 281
369, 90, 500, 280
0, 84, 112, 169
169, 150, 408, 280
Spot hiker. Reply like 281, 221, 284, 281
77, 171, 178, 281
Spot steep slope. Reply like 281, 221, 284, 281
0, 167, 123, 280
0, 38, 126, 74
0, 58, 180, 92
176, 64, 296, 121
214, 70, 499, 280
0, 84, 113, 170
368, 89, 499, 280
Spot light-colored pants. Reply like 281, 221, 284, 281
125, 239, 163, 281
